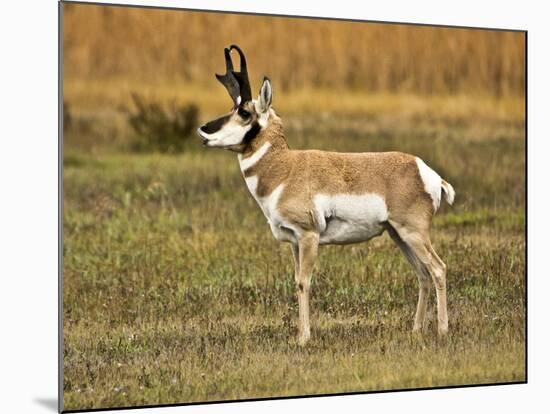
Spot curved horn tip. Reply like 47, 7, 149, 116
229, 45, 247, 62
223, 48, 234, 70
229, 45, 247, 72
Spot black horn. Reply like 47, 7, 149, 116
215, 48, 241, 106
215, 45, 252, 106
229, 45, 252, 103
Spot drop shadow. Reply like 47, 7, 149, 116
33, 397, 58, 412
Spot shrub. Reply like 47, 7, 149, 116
63, 100, 72, 132
126, 93, 199, 153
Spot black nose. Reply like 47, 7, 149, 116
197, 125, 209, 137
200, 114, 230, 135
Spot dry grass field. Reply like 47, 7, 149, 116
63, 4, 525, 96
63, 111, 525, 410
62, 3, 526, 411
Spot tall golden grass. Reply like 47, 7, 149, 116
63, 3, 525, 97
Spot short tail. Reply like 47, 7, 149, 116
441, 180, 455, 205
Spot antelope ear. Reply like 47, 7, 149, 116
256, 77, 273, 113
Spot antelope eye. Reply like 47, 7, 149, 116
238, 108, 251, 119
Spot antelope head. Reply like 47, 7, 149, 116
197, 45, 273, 152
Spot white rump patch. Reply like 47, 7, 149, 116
238, 141, 271, 171
415, 157, 442, 211
313, 193, 389, 245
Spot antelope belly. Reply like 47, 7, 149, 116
314, 193, 389, 245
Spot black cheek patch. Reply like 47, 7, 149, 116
242, 122, 261, 145
200, 114, 232, 134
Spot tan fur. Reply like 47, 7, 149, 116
241, 114, 434, 232
237, 111, 450, 343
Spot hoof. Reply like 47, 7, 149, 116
412, 323, 425, 335
411, 328, 423, 337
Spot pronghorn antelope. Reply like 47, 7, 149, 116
197, 45, 455, 345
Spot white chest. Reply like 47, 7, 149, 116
243, 176, 296, 242
242, 176, 277, 218
238, 142, 278, 220
239, 142, 296, 242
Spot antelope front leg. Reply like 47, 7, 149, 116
296, 232, 319, 346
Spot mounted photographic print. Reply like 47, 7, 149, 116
60, 1, 526, 412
